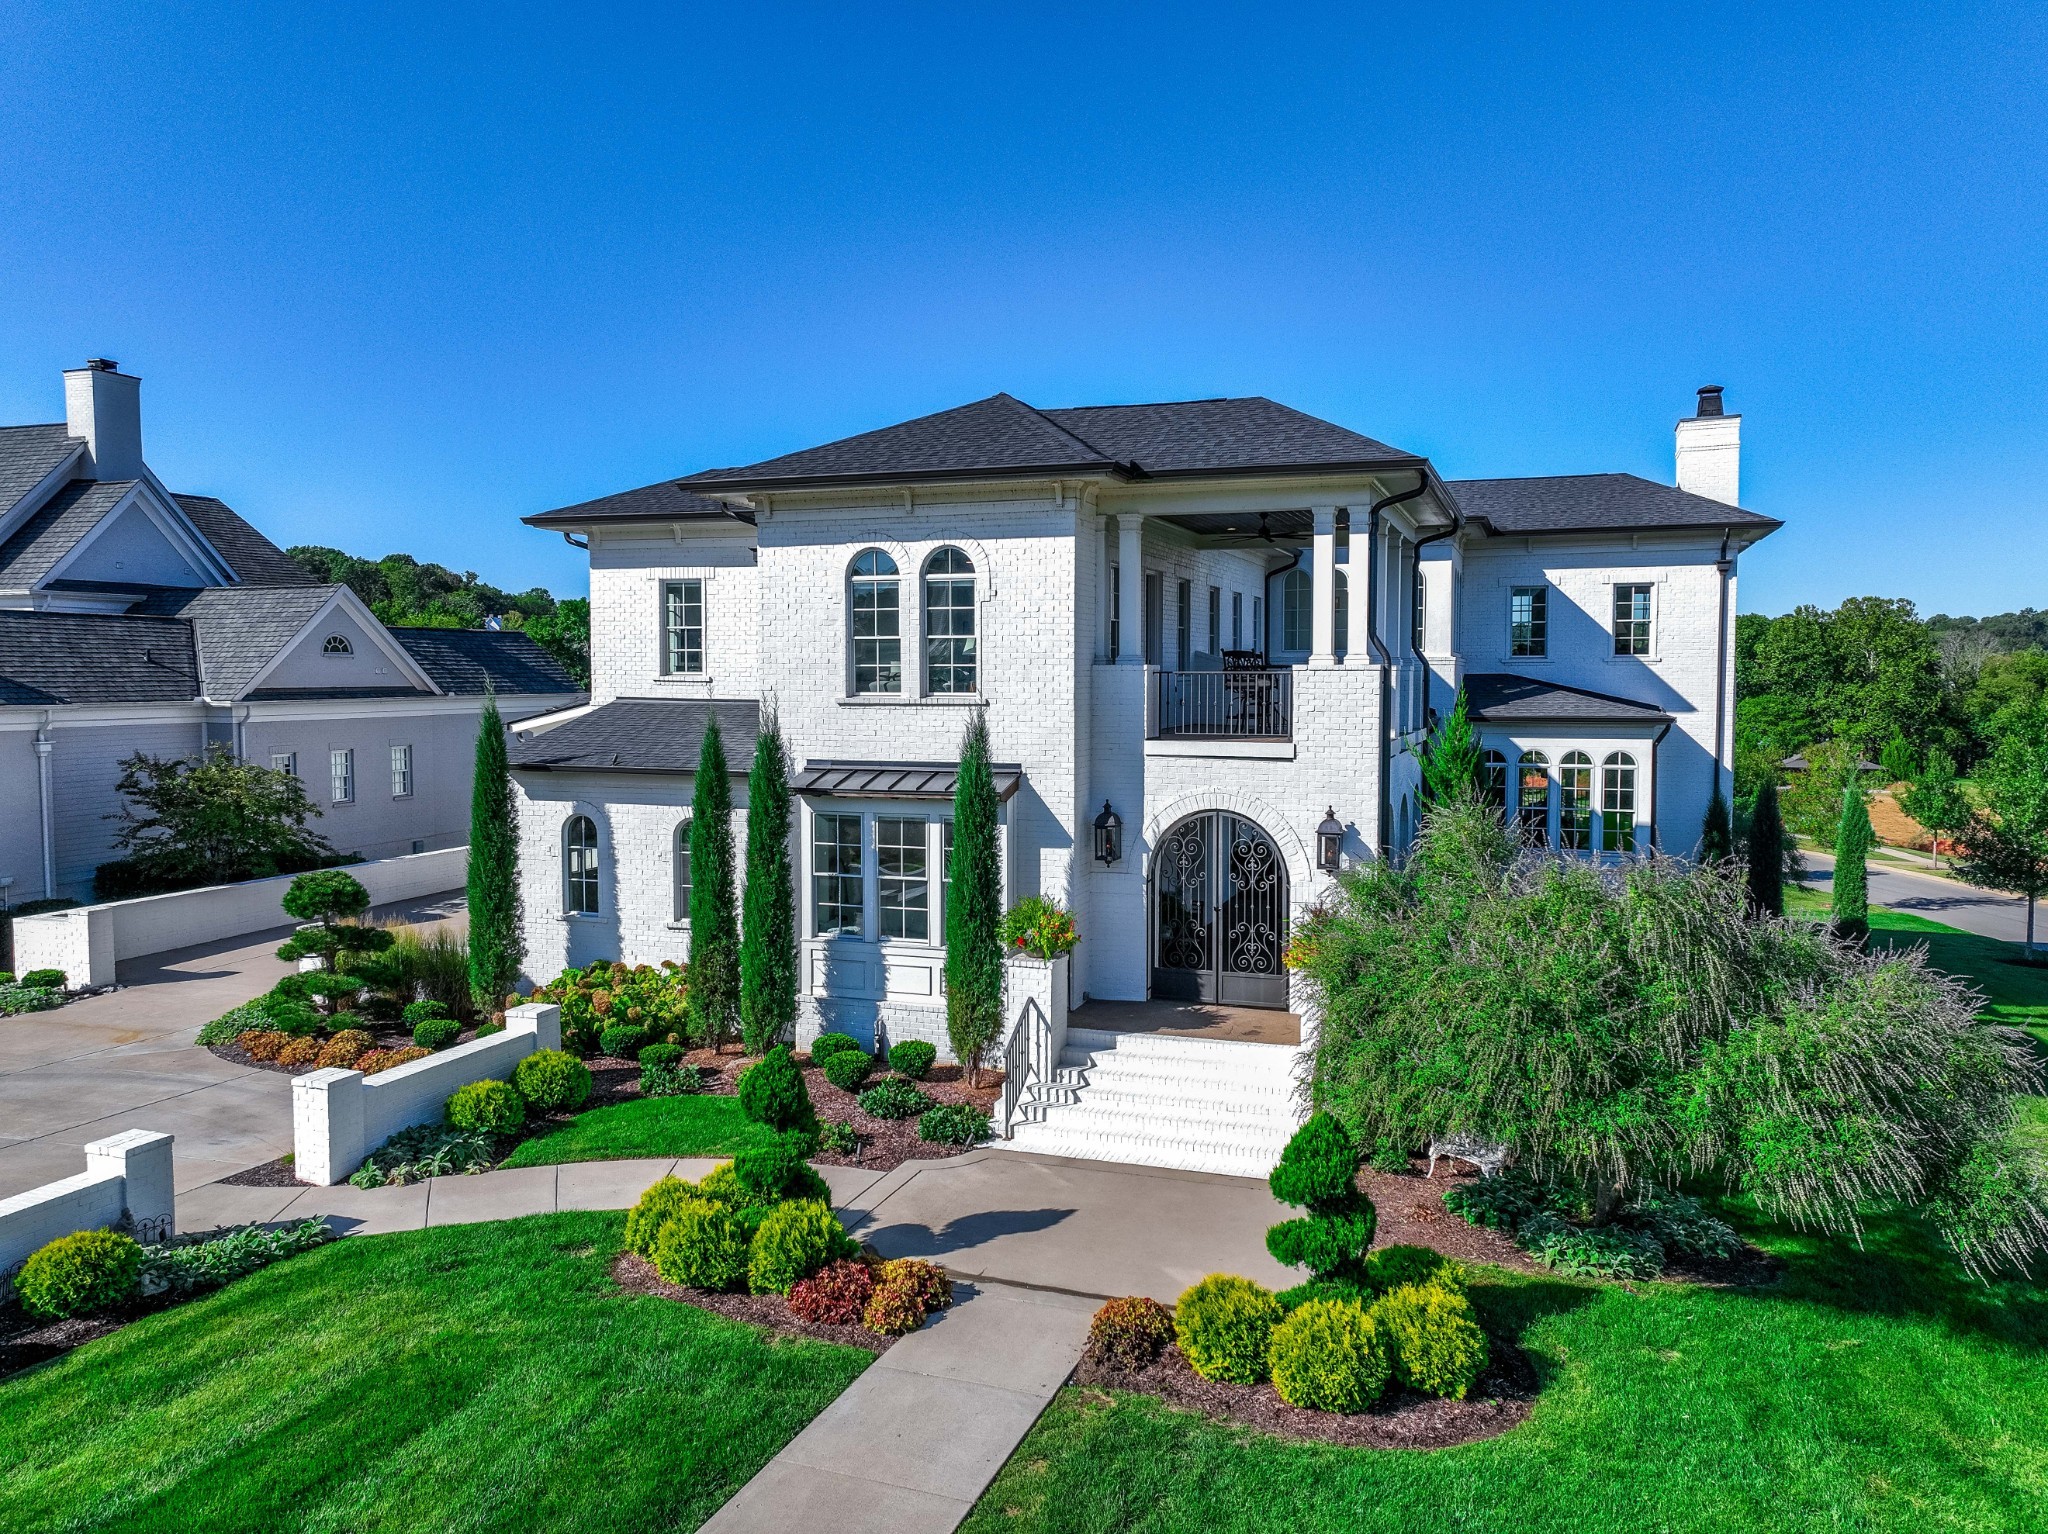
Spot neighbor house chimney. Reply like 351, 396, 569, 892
1675, 384, 1739, 505
63, 358, 144, 481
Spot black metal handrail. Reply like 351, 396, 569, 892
1152, 667, 1293, 740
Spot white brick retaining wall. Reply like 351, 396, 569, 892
12, 845, 468, 988
0, 1130, 174, 1274
292, 1003, 561, 1186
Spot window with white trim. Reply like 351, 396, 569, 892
1516, 751, 1551, 847
565, 815, 599, 915
877, 816, 930, 939
329, 748, 354, 804
1510, 586, 1547, 657
923, 548, 977, 694
812, 813, 865, 935
850, 550, 901, 694
270, 752, 298, 778
1481, 749, 1509, 807
1559, 751, 1593, 850
1613, 584, 1654, 656
663, 579, 705, 675
389, 744, 413, 798
322, 634, 352, 656
1281, 568, 1311, 652
1176, 579, 1192, 667
1207, 586, 1221, 657
1602, 752, 1638, 852
1231, 591, 1243, 650
1108, 563, 1121, 661
672, 819, 692, 922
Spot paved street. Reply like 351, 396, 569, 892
1802, 850, 2039, 946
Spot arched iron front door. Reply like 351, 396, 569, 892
1152, 812, 1289, 1008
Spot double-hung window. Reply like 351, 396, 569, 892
565, 815, 599, 915
923, 548, 977, 693
329, 748, 354, 805
1510, 586, 1547, 657
663, 579, 705, 674
1231, 591, 1243, 650
812, 813, 865, 935
1613, 584, 1653, 656
390, 744, 413, 798
270, 752, 298, 778
877, 817, 929, 939
850, 551, 901, 693
1412, 567, 1427, 655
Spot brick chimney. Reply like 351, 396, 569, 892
1675, 384, 1739, 505
63, 359, 144, 481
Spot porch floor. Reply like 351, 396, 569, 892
1067, 998, 1301, 1047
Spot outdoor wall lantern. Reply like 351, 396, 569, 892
1093, 800, 1124, 866
1317, 808, 1345, 874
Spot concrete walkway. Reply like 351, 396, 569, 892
0, 894, 464, 1201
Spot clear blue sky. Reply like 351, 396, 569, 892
3, 4, 2041, 617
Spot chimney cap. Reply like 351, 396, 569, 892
1694, 385, 1725, 418
84, 358, 120, 373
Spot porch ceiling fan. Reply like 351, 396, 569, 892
1207, 511, 1282, 546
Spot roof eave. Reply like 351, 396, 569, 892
1471, 712, 1674, 726
1473, 514, 1783, 538
676, 459, 1131, 495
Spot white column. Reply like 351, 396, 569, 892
1116, 514, 1144, 666
86, 1129, 174, 1243
294, 1067, 366, 1187
1309, 506, 1339, 668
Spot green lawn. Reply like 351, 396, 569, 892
0, 1212, 869, 1533
501, 1093, 784, 1168
965, 1207, 2048, 1533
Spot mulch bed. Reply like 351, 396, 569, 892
0, 1291, 167, 1382
219, 1157, 304, 1188
1074, 1334, 1538, 1449
208, 1018, 508, 1075
611, 1252, 896, 1354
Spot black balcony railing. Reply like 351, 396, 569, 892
1151, 666, 1293, 739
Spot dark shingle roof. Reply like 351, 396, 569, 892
0, 480, 135, 587
387, 627, 581, 697
791, 760, 1025, 802
509, 698, 759, 774
130, 585, 344, 697
1463, 672, 1673, 725
1449, 474, 1778, 536
0, 424, 82, 515
673, 394, 1423, 496
521, 479, 755, 529
0, 611, 200, 704
171, 495, 317, 585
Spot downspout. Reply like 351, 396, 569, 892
34, 712, 55, 899
1649, 719, 1675, 850
1712, 528, 1733, 798
1364, 478, 1432, 860
1262, 547, 1308, 650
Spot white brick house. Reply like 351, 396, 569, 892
509, 388, 1776, 1173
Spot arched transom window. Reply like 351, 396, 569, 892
322, 634, 352, 656
850, 550, 901, 694
1602, 753, 1638, 854
672, 819, 693, 922
923, 547, 977, 694
564, 815, 600, 915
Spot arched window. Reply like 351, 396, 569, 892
321, 634, 352, 656
672, 819, 692, 922
1481, 749, 1509, 807
1516, 751, 1551, 847
1601, 753, 1638, 854
849, 550, 901, 694
1559, 752, 1594, 851
564, 815, 600, 915
923, 547, 977, 693
1281, 568, 1312, 652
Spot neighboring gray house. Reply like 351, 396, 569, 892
0, 360, 584, 902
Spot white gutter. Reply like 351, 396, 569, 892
34, 712, 55, 899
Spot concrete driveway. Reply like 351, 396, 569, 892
0, 894, 464, 1201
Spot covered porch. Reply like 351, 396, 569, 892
1066, 997, 1301, 1048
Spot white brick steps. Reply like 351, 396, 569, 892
996, 1026, 1305, 1180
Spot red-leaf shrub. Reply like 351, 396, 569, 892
1088, 1295, 1176, 1369
788, 1259, 875, 1325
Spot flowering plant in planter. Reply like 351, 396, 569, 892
998, 896, 1078, 960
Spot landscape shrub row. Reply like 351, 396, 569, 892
0, 967, 69, 1015
346, 1048, 591, 1187
13, 1219, 333, 1322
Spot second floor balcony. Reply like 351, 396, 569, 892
1149, 659, 1293, 741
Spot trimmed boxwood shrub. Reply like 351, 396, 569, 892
402, 999, 450, 1027
748, 1199, 858, 1295
1374, 1281, 1490, 1399
600, 1024, 650, 1061
788, 1258, 875, 1325
1268, 1297, 1390, 1412
20, 967, 67, 990
412, 1016, 460, 1051
821, 1048, 873, 1091
1088, 1295, 1176, 1370
624, 1174, 694, 1257
738, 1045, 816, 1133
446, 1079, 525, 1134
514, 1048, 592, 1112
918, 1104, 991, 1145
652, 1200, 752, 1291
857, 1077, 933, 1121
888, 1040, 937, 1080
1174, 1274, 1283, 1384
733, 1140, 832, 1205
1364, 1244, 1468, 1296
640, 1042, 683, 1069
15, 1229, 143, 1320
807, 1031, 861, 1063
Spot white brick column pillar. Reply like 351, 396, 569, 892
294, 1067, 366, 1187
1310, 505, 1339, 668
1116, 514, 1144, 665
85, 1129, 174, 1243
505, 1001, 562, 1050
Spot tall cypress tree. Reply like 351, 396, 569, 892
1700, 783, 1734, 862
945, 710, 1005, 1084
466, 693, 523, 1012
739, 707, 797, 1055
1746, 779, 1786, 918
1417, 688, 1483, 806
1831, 783, 1873, 942
686, 717, 741, 1047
